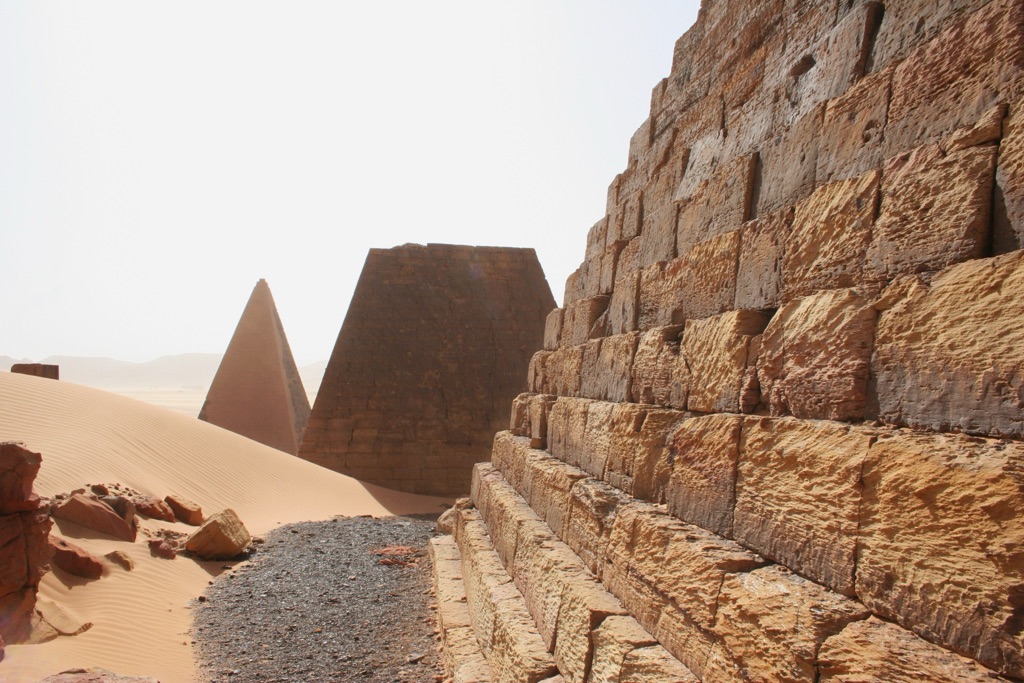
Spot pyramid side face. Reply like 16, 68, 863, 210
299, 244, 555, 496
200, 280, 310, 454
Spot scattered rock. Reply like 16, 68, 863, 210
132, 495, 175, 522
99, 495, 136, 529
37, 669, 159, 683
89, 484, 109, 496
185, 509, 251, 560
148, 539, 177, 560
165, 494, 204, 525
52, 494, 135, 541
35, 598, 93, 637
49, 535, 104, 580
104, 550, 134, 571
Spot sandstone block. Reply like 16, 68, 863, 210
606, 270, 639, 336
489, 593, 559, 683
783, 169, 880, 300
630, 325, 685, 408
604, 407, 687, 503
735, 417, 875, 596
543, 308, 563, 351
564, 478, 628, 578
563, 296, 610, 346
184, 509, 251, 560
49, 535, 103, 580
870, 0, 989, 69
676, 229, 741, 320
682, 310, 768, 414
164, 494, 203, 526
619, 645, 698, 683
817, 67, 892, 185
0, 443, 41, 514
553, 578, 626, 683
735, 207, 792, 311
754, 104, 824, 218
521, 453, 587, 539
490, 432, 532, 494
545, 346, 584, 398
53, 494, 134, 541
857, 430, 1024, 678
131, 495, 175, 523
665, 414, 744, 538
871, 251, 1024, 438
103, 550, 133, 571
818, 617, 1011, 683
757, 288, 877, 421
35, 598, 92, 638
636, 261, 684, 331
713, 566, 870, 683
547, 398, 593, 473
508, 393, 556, 450
579, 333, 638, 403
865, 142, 996, 281
588, 615, 657, 683
676, 153, 757, 254
884, 0, 1024, 158
997, 98, 1024, 252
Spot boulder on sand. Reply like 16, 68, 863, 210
185, 509, 251, 560
52, 494, 134, 542
132, 495, 174, 522
164, 494, 203, 526
49, 535, 104, 579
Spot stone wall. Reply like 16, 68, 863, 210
0, 442, 52, 652
299, 244, 554, 496
434, 0, 1024, 681
10, 365, 59, 381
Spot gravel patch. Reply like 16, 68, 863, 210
192, 515, 445, 683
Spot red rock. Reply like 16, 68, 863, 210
49, 535, 104, 580
148, 539, 177, 560
164, 494, 203, 526
37, 668, 160, 683
0, 442, 42, 514
99, 496, 136, 528
52, 494, 135, 541
132, 495, 175, 523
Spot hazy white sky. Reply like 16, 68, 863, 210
1, 2, 699, 365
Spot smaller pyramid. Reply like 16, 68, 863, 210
199, 279, 310, 454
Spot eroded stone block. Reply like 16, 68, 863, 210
735, 207, 793, 311
817, 66, 892, 184
682, 310, 769, 414
630, 326, 686, 408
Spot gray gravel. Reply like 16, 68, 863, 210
191, 515, 444, 683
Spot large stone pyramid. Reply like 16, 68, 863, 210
299, 243, 555, 496
199, 279, 310, 454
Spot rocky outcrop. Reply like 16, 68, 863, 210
434, 0, 1024, 680
185, 509, 251, 560
0, 442, 52, 649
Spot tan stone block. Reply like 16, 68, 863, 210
630, 325, 686, 408
676, 229, 741, 320
871, 251, 1024, 438
818, 617, 1010, 683
665, 414, 744, 538
735, 207, 793, 311
865, 143, 996, 281
713, 566, 870, 683
539, 345, 583, 397
871, 0, 989, 69
636, 200, 678, 268
527, 351, 550, 394
547, 397, 593, 470
522, 453, 587, 538
753, 103, 824, 218
636, 261, 682, 331
817, 66, 892, 185
757, 288, 877, 421
857, 430, 1024, 678
586, 217, 610, 261
564, 478, 628, 578
605, 407, 688, 503
563, 296, 610, 346
598, 241, 628, 297
606, 270, 639, 336
490, 431, 531, 494
783, 169, 880, 300
997, 98, 1024, 253
588, 615, 657, 683
554, 578, 626, 683
489, 596, 560, 683
884, 0, 1024, 158
579, 333, 638, 403
543, 308, 563, 351
619, 644, 698, 683
683, 310, 769, 414
735, 417, 875, 596
676, 153, 757, 254
445, 626, 494, 683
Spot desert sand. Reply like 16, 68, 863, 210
0, 371, 452, 682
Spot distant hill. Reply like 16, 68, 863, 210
3, 354, 327, 395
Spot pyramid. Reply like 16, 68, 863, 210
199, 279, 310, 454
299, 244, 555, 496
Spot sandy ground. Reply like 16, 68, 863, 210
0, 372, 451, 682
103, 388, 319, 418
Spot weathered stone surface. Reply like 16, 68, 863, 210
757, 289, 877, 421
430, 536, 494, 683
783, 170, 880, 300
49, 535, 104, 579
99, 496, 136, 529
636, 262, 684, 332
857, 430, 1024, 678
619, 644, 698, 683
531, 345, 584, 398
870, 0, 989, 69
37, 668, 160, 683
678, 229, 741, 320
735, 207, 792, 311
0, 442, 41, 514
164, 494, 203, 526
754, 104, 825, 217
713, 566, 870, 683
521, 453, 586, 539
508, 393, 556, 450
0, 510, 52, 597
818, 617, 1011, 682
53, 494, 135, 541
682, 310, 769, 414
563, 478, 627, 578
588, 615, 657, 683
185, 508, 251, 560
630, 326, 686, 408
543, 308, 563, 351
865, 143, 996, 281
996, 98, 1024, 252
579, 333, 638, 403
884, 0, 1024, 158
871, 251, 1024, 438
735, 417, 875, 596
547, 398, 593, 473
606, 270, 639, 336
817, 67, 892, 185
299, 244, 555, 496
665, 414, 744, 538
604, 408, 687, 503
103, 550, 133, 571
554, 578, 626, 683
199, 278, 311, 455
35, 598, 92, 637
676, 153, 757, 254
132, 495, 175, 523
563, 296, 610, 346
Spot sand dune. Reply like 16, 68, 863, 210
0, 371, 452, 682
